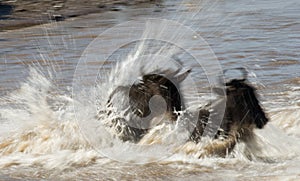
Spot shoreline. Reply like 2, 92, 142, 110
0, 0, 159, 31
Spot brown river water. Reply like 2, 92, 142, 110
0, 0, 299, 180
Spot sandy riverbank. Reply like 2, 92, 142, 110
0, 0, 159, 31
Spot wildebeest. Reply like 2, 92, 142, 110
102, 68, 191, 142
128, 72, 189, 121
190, 68, 269, 157
101, 67, 269, 157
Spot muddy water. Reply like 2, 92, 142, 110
0, 0, 300, 180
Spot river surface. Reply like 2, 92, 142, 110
0, 0, 299, 180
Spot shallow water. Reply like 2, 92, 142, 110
0, 0, 300, 180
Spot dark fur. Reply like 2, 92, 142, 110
103, 69, 190, 142
190, 78, 269, 157
102, 69, 269, 158
129, 74, 183, 121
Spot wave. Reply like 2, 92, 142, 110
0, 66, 300, 173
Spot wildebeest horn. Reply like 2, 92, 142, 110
218, 67, 248, 85
175, 69, 192, 82
236, 67, 248, 81
156, 68, 191, 83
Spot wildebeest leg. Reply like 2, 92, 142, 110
111, 117, 147, 143
199, 128, 238, 158
189, 109, 210, 143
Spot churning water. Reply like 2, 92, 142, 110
0, 0, 300, 180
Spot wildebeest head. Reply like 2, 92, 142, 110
191, 68, 269, 143
215, 68, 268, 130
129, 69, 191, 121
190, 69, 269, 158
222, 78, 268, 129
103, 68, 191, 142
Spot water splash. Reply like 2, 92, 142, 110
0, 2, 300, 179
1, 37, 300, 176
